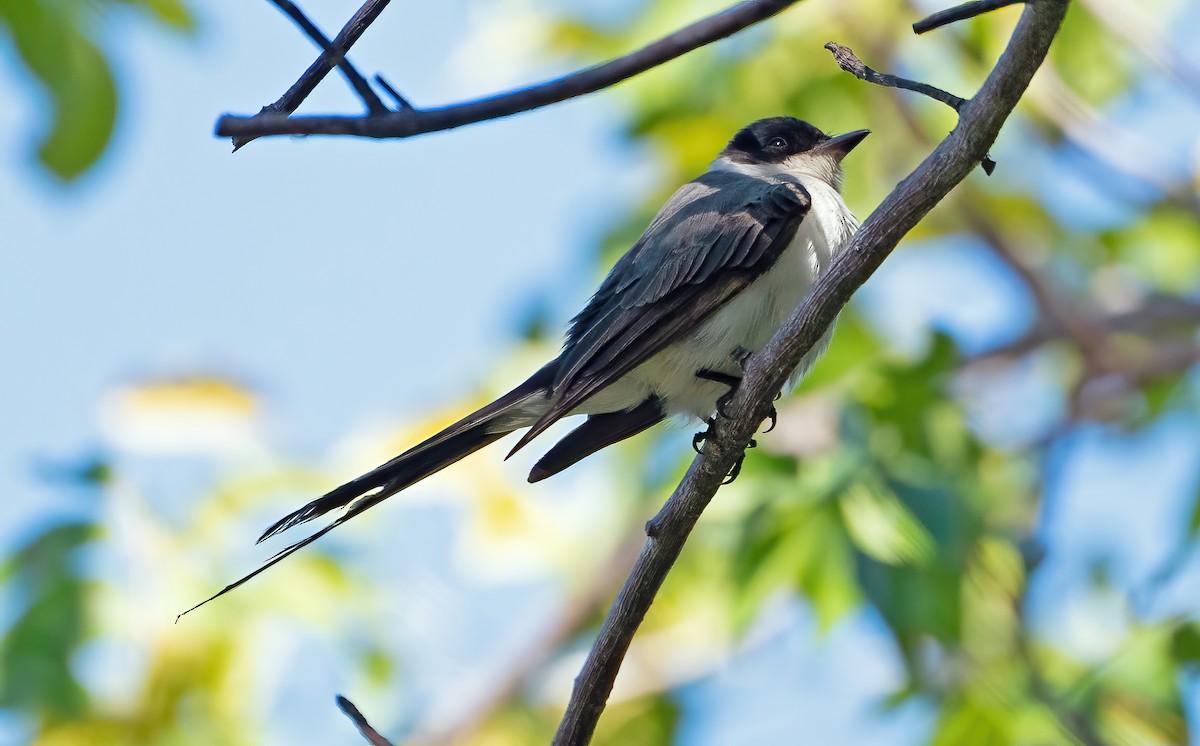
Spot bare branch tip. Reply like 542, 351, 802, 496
824, 39, 968, 113
913, 0, 1027, 35
823, 41, 862, 75
337, 695, 395, 746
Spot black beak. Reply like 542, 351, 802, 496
816, 129, 870, 161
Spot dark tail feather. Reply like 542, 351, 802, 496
257, 420, 504, 543
527, 397, 664, 483
178, 363, 556, 619
178, 489, 391, 621
178, 423, 509, 620
257, 361, 556, 543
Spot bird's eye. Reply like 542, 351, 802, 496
767, 137, 788, 150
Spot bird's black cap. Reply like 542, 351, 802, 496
722, 117, 868, 164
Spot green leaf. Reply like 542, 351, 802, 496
1116, 208, 1200, 293
134, 0, 196, 31
732, 498, 860, 631
1187, 481, 1200, 540
1051, 1, 1134, 104
840, 481, 936, 567
0, 522, 97, 721
1170, 623, 1200, 664
794, 504, 861, 630
931, 697, 1009, 746
1, 3, 118, 179
853, 474, 981, 666
593, 694, 678, 746
799, 311, 876, 391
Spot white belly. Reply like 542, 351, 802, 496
581, 176, 858, 420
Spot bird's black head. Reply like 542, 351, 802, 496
720, 117, 828, 165
718, 117, 869, 190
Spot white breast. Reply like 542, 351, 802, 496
580, 168, 859, 420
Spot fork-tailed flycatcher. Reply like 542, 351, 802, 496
182, 117, 868, 615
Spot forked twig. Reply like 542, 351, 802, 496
218, 0, 805, 142
234, 0, 392, 150
824, 42, 997, 174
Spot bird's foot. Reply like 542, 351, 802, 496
693, 367, 776, 482
722, 439, 756, 484
695, 368, 780, 432
693, 414, 758, 484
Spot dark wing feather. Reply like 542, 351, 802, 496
527, 397, 665, 483
509, 170, 810, 454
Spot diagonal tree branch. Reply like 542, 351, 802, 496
913, 0, 1026, 34
234, 0, 392, 150
965, 297, 1200, 365
216, 0, 806, 142
266, 0, 387, 115
413, 529, 646, 745
551, 0, 1068, 743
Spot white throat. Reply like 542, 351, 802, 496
711, 154, 858, 251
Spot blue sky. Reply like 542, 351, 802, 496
0, 1, 647, 540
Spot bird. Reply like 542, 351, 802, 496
181, 117, 867, 616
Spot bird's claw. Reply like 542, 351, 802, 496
721, 460, 741, 485
718, 439, 756, 484
692, 417, 715, 453
763, 405, 777, 433
716, 391, 735, 420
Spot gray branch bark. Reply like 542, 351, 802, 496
217, 0, 804, 141
551, 1, 1070, 743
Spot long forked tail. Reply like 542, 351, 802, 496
178, 363, 555, 619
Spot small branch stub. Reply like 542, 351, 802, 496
336, 695, 395, 746
824, 42, 997, 174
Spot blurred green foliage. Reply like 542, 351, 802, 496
519, 0, 1199, 742
0, 0, 193, 180
0, 523, 94, 722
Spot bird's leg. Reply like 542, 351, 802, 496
695, 369, 742, 419
696, 366, 779, 432
734, 347, 783, 432
764, 396, 778, 434
693, 362, 777, 483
